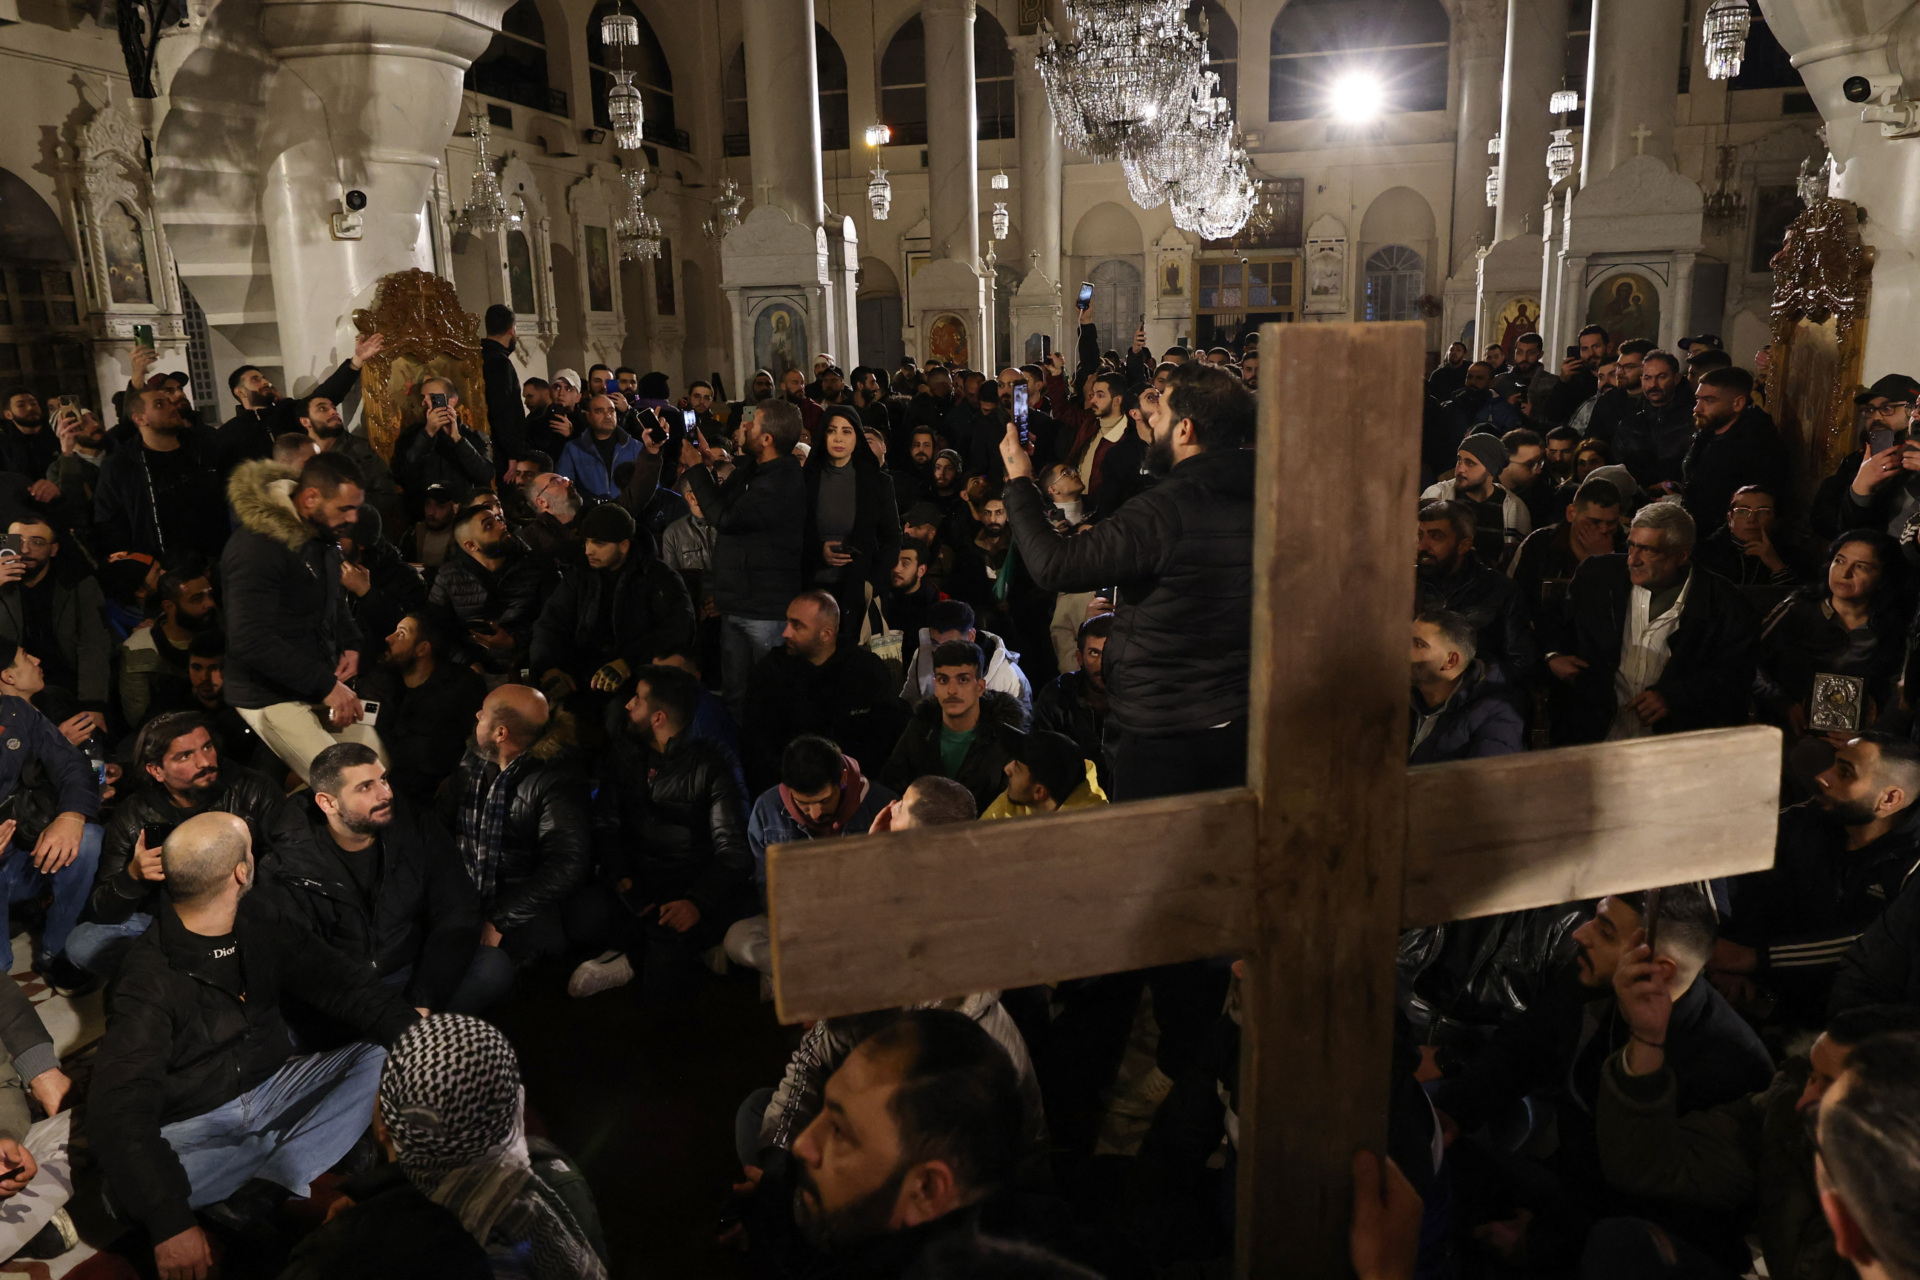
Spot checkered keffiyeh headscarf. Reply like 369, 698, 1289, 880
380, 1015, 607, 1280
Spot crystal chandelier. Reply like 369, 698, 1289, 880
607, 71, 644, 150
1703, 143, 1748, 229
867, 166, 892, 220
1703, 0, 1752, 80
615, 166, 660, 262
600, 7, 637, 48
1123, 69, 1242, 222
991, 202, 1010, 240
1035, 0, 1204, 161
1546, 127, 1576, 183
991, 171, 1009, 191
1549, 89, 1580, 115
455, 110, 510, 234
701, 177, 743, 244
865, 123, 891, 147
1487, 135, 1501, 157
1485, 164, 1500, 208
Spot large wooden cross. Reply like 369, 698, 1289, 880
765, 322, 1781, 1276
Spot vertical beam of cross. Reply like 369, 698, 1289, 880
1235, 321, 1427, 1276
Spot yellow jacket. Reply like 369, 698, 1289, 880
981, 761, 1109, 820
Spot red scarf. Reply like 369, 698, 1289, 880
779, 754, 869, 836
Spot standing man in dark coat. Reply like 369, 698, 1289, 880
679, 398, 809, 716
481, 304, 527, 477
216, 332, 383, 480
1681, 366, 1788, 539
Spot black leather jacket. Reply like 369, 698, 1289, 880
90, 767, 283, 925
437, 747, 592, 932
593, 729, 752, 918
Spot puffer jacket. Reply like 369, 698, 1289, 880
1003, 448, 1254, 738
899, 626, 1032, 710
426, 536, 560, 657
1031, 670, 1108, 794
1407, 661, 1527, 764
681, 454, 807, 621
527, 549, 694, 682
259, 794, 483, 1011
437, 733, 592, 932
0, 567, 111, 706
881, 690, 1030, 815
91, 766, 282, 925
592, 728, 752, 920
87, 898, 416, 1244
219, 460, 363, 708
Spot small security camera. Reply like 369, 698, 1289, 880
1844, 76, 1874, 102
344, 189, 368, 212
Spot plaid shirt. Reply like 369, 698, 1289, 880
456, 753, 524, 901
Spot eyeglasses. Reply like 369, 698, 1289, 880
1729, 506, 1774, 518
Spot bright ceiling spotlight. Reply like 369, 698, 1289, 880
1328, 71, 1384, 124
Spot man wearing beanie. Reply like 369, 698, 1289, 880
1420, 432, 1533, 570
528, 501, 695, 716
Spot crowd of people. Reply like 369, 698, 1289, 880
0, 296, 1910, 1279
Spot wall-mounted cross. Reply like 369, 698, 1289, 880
1632, 123, 1654, 154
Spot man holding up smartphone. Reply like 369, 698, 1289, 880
1834, 373, 1920, 537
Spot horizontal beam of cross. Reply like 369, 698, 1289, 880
765, 724, 1781, 1023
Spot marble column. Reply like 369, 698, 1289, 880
1450, 0, 1505, 274
1007, 32, 1063, 358
1493, 0, 1567, 243
914, 0, 988, 365
1581, 0, 1685, 185
254, 0, 508, 388
741, 0, 824, 228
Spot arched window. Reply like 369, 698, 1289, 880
1363, 245, 1424, 321
1269, 0, 1449, 123
879, 17, 928, 147
975, 10, 1015, 140
588, 3, 680, 150
722, 29, 852, 158
466, 0, 561, 115
0, 170, 87, 407
1187, 1, 1239, 114
879, 15, 1016, 146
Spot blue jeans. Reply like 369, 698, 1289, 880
0, 824, 102, 960
721, 616, 787, 717
162, 1043, 385, 1206
380, 947, 517, 1014
65, 910, 152, 975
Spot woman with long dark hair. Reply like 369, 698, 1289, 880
803, 405, 901, 625
1756, 528, 1910, 741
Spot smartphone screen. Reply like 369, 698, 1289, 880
1077, 282, 1094, 309
361, 700, 381, 726
133, 323, 155, 348
0, 534, 22, 559
1012, 382, 1028, 427
429, 392, 449, 411
683, 409, 698, 429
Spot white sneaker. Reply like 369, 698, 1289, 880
568, 951, 634, 998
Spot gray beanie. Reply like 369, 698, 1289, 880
1458, 432, 1509, 476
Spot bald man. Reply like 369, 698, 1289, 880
437, 684, 592, 966
88, 813, 417, 1270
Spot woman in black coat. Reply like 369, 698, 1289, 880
1756, 529, 1909, 746
804, 405, 901, 625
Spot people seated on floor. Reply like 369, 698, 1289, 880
0, 515, 110, 713
0, 642, 101, 980
1692, 482, 1812, 588
1031, 613, 1111, 796
1430, 884, 1773, 1273
439, 684, 591, 969
70, 711, 279, 982
262, 744, 513, 1024
568, 664, 751, 1002
1413, 500, 1537, 686
1407, 609, 1525, 763
726, 734, 895, 982
87, 812, 417, 1275
899, 599, 1033, 712
883, 639, 1028, 815
1589, 997, 1920, 1280
352, 607, 487, 809
1419, 434, 1532, 569
1544, 502, 1758, 744
981, 730, 1107, 819
1711, 733, 1920, 1030
1507, 476, 1625, 622
739, 590, 905, 793
118, 559, 217, 727
428, 503, 558, 676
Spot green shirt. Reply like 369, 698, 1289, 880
938, 726, 976, 777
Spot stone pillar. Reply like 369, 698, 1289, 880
1493, 0, 1568, 244
255, 0, 507, 388
913, 0, 988, 365
1581, 0, 1685, 186
1007, 32, 1063, 358
1450, 0, 1505, 274
741, 0, 824, 228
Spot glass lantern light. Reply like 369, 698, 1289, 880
1546, 127, 1577, 183
1704, 0, 1752, 81
867, 166, 892, 220
1485, 165, 1500, 208
1548, 89, 1579, 115
607, 70, 644, 150
991, 202, 1010, 240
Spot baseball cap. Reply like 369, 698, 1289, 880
1007, 730, 1088, 807
423, 483, 458, 505
550, 368, 582, 390
1677, 334, 1723, 353
1855, 373, 1920, 405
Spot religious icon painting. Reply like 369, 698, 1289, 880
1495, 295, 1540, 353
103, 201, 151, 305
584, 225, 615, 312
754, 301, 808, 380
1586, 273, 1660, 344
927, 314, 969, 367
1810, 672, 1866, 735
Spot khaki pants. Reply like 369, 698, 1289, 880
237, 702, 386, 785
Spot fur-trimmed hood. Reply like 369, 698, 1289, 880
227, 459, 312, 550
